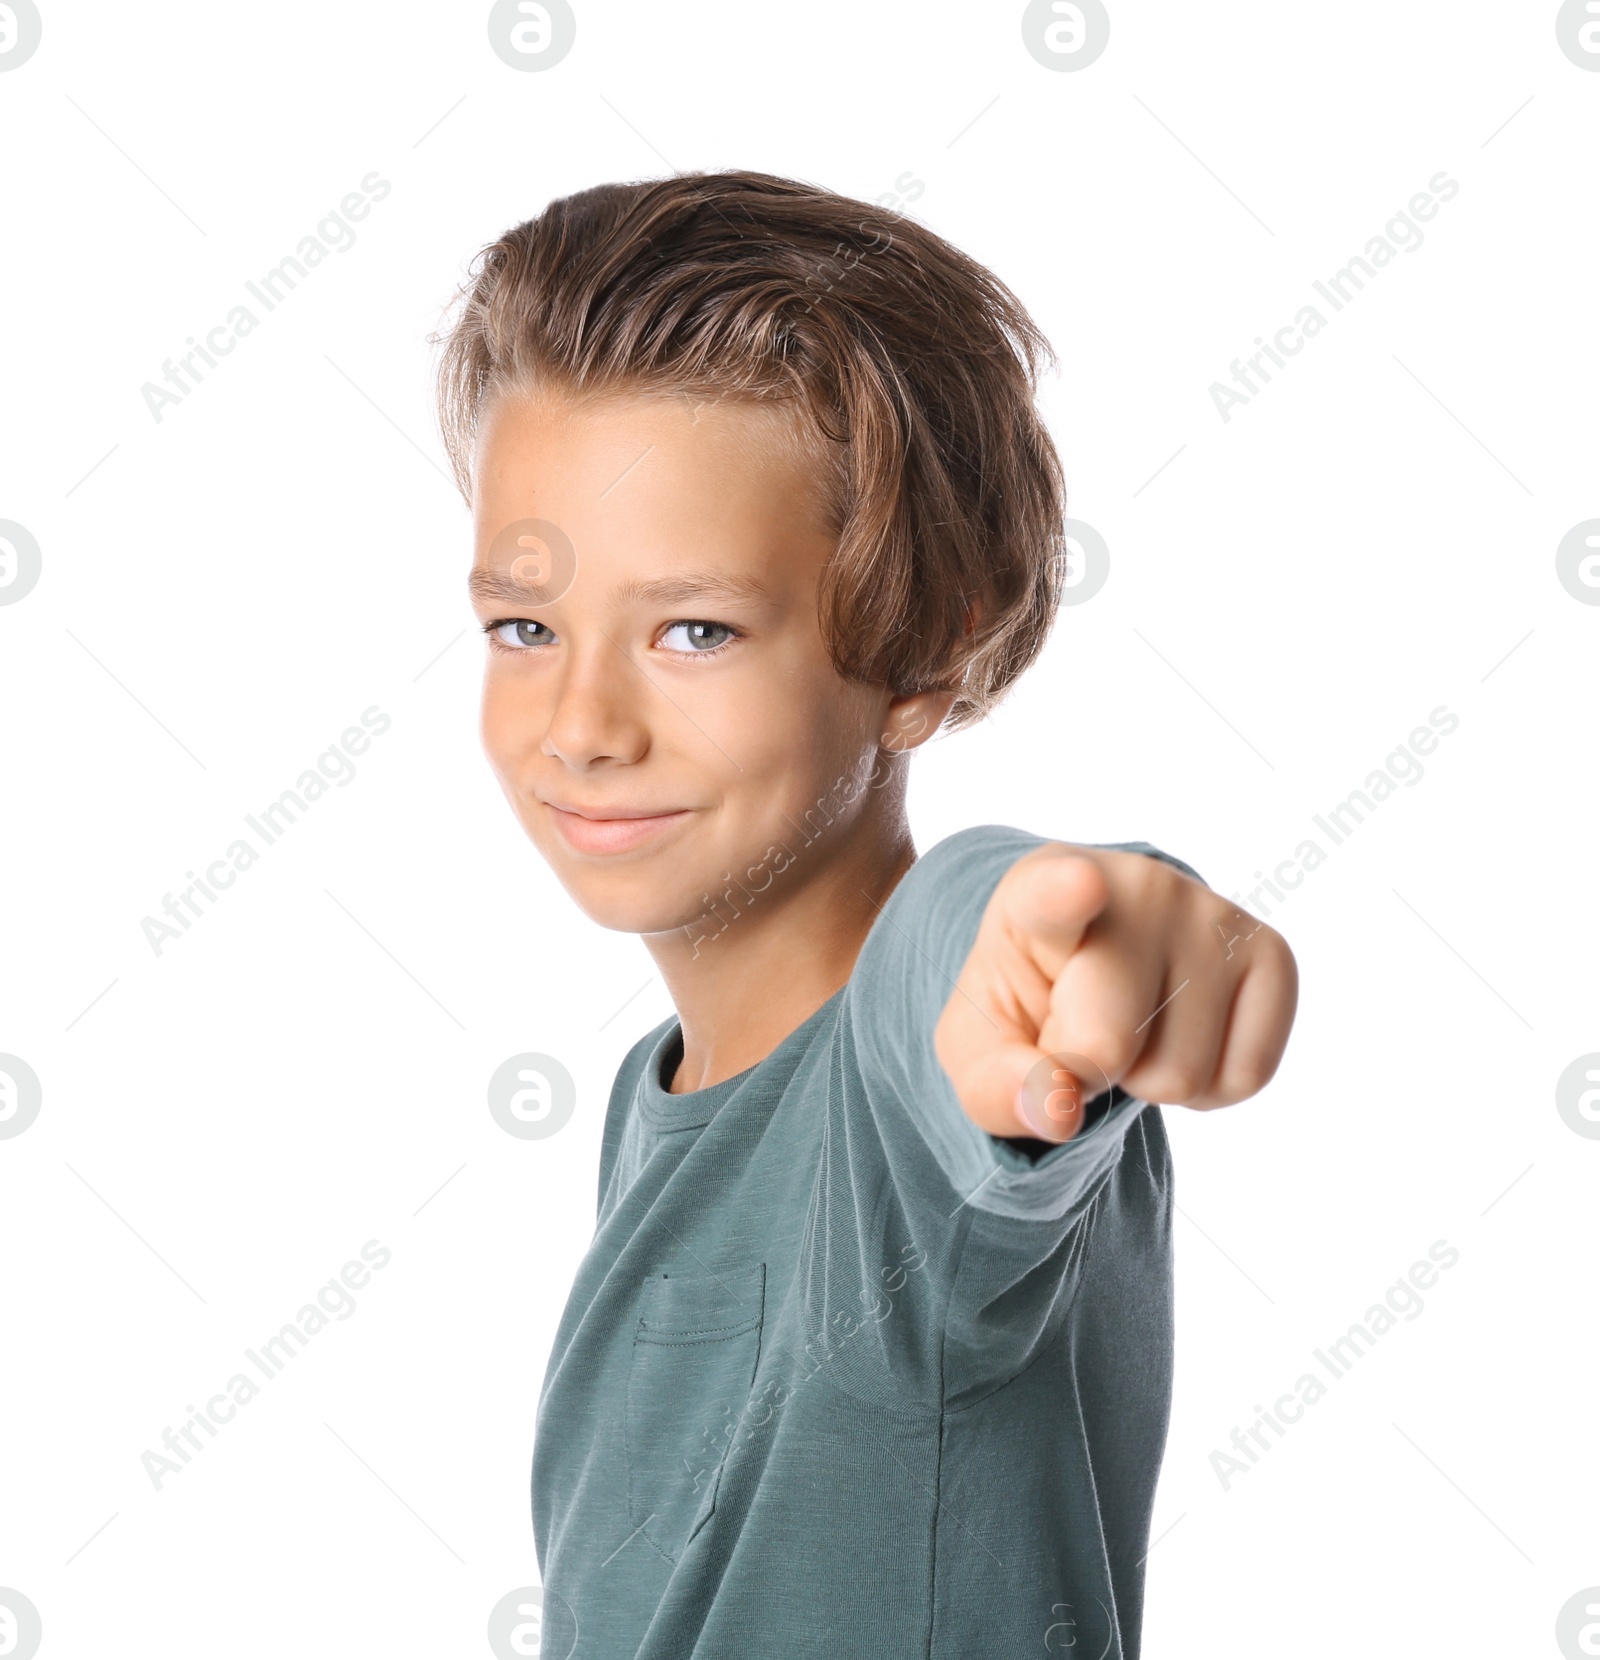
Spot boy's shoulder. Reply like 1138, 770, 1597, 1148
915, 825, 1206, 889
896, 822, 1049, 895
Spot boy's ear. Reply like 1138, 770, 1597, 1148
881, 689, 958, 753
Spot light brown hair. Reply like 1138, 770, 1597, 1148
433, 169, 1067, 733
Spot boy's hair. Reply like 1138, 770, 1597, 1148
433, 169, 1067, 732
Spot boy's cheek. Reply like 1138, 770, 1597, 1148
480, 681, 535, 772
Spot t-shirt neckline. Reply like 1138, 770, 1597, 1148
636, 985, 847, 1130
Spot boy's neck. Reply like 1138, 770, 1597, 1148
645, 822, 917, 1094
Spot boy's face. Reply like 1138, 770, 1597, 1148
469, 387, 946, 938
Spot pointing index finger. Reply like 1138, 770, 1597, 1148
999, 844, 1110, 982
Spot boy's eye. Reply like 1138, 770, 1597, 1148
659, 621, 736, 654
489, 619, 553, 650
484, 617, 739, 655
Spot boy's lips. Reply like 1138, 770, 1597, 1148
542, 799, 693, 855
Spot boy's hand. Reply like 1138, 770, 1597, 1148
932, 844, 1297, 1143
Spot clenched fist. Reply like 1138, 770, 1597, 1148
933, 843, 1298, 1143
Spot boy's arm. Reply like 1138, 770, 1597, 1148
934, 841, 1298, 1145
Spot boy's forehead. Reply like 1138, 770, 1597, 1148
471, 387, 835, 578
478, 386, 815, 486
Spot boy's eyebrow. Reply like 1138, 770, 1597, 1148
467, 567, 773, 607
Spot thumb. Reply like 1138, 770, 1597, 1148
951, 1041, 1106, 1144
1013, 1047, 1117, 1144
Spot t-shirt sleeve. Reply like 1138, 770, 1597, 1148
841, 824, 1205, 1230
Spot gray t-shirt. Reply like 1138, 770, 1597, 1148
531, 825, 1204, 1659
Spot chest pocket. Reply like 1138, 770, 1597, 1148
627, 1262, 766, 1563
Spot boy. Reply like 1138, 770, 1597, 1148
435, 171, 1296, 1659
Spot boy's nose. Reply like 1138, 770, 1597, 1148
539, 645, 651, 768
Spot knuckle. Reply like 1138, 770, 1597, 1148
1126, 851, 1168, 901
1037, 1042, 1124, 1103
1265, 926, 1299, 980
1076, 1033, 1140, 1091
1235, 1050, 1282, 1097
1129, 1061, 1207, 1106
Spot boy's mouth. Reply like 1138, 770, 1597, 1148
543, 800, 693, 855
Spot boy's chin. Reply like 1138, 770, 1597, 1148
556, 876, 732, 942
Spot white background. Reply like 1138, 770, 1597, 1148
1, 2, 1596, 1656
